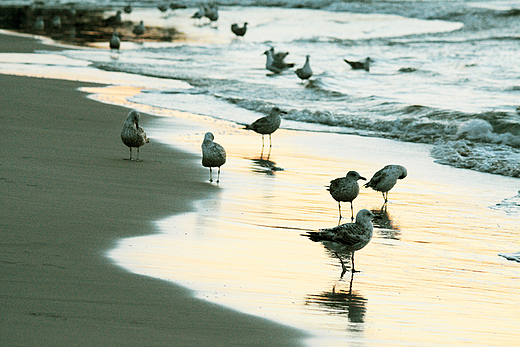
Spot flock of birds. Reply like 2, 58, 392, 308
104, 4, 370, 81
120, 106, 407, 276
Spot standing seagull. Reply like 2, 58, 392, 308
121, 110, 149, 161
364, 165, 407, 203
231, 22, 247, 37
33, 16, 45, 32
109, 31, 120, 51
133, 21, 145, 39
191, 6, 204, 25
344, 57, 372, 72
244, 107, 286, 157
295, 55, 313, 81
201, 132, 226, 183
302, 209, 375, 276
328, 171, 366, 222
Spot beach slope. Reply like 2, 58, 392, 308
0, 33, 306, 346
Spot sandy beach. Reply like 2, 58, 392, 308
0, 33, 307, 346
1, 16, 520, 345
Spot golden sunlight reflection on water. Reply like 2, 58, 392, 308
107, 103, 520, 346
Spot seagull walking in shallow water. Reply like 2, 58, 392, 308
121, 110, 149, 161
295, 55, 313, 81
264, 49, 294, 74
201, 132, 226, 183
231, 22, 247, 37
328, 171, 366, 222
302, 209, 375, 276
270, 47, 294, 70
364, 164, 407, 203
344, 57, 372, 72
245, 107, 286, 157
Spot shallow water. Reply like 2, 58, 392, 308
105, 104, 519, 346
2, 1, 520, 345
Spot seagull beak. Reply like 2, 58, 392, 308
360, 176, 367, 180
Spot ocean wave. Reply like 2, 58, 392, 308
431, 139, 520, 177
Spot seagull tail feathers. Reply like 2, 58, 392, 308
301, 231, 325, 242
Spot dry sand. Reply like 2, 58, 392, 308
0, 33, 306, 346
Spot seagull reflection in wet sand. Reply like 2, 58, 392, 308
302, 209, 375, 278
306, 275, 367, 325
251, 158, 284, 175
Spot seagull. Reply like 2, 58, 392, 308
204, 4, 218, 26
121, 110, 149, 161
201, 132, 226, 183
244, 107, 286, 156
109, 32, 120, 51
33, 16, 44, 32
105, 10, 122, 27
295, 55, 313, 81
50, 15, 61, 30
158, 3, 168, 12
269, 47, 295, 71
133, 21, 145, 38
344, 57, 372, 72
328, 171, 366, 222
364, 165, 407, 203
302, 209, 375, 276
263, 49, 293, 74
191, 6, 204, 25
231, 22, 247, 37
123, 4, 132, 14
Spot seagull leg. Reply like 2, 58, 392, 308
336, 252, 348, 279
127, 147, 133, 161
216, 167, 221, 184
209, 167, 213, 182
136, 147, 140, 161
260, 135, 265, 159
337, 202, 342, 225
350, 201, 355, 221
351, 252, 359, 273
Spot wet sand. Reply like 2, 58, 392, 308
0, 33, 307, 346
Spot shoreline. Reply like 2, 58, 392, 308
0, 32, 307, 346
2, 25, 519, 345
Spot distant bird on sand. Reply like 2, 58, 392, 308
344, 57, 372, 72
302, 209, 375, 276
231, 22, 247, 37
245, 107, 286, 155
295, 55, 313, 81
364, 165, 407, 203
121, 110, 149, 161
202, 132, 226, 183
50, 15, 61, 30
105, 10, 122, 27
133, 21, 145, 37
123, 4, 132, 14
109, 32, 120, 51
33, 16, 44, 32
328, 171, 366, 222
